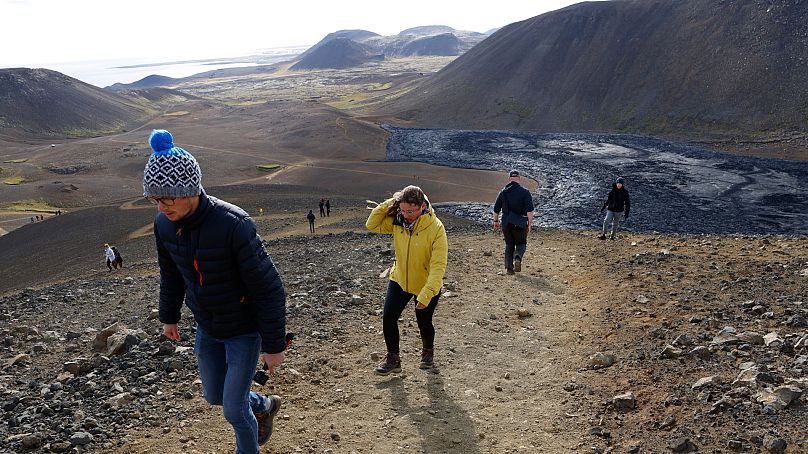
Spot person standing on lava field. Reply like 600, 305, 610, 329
366, 185, 448, 374
319, 198, 326, 217
143, 129, 287, 454
493, 170, 535, 275
599, 177, 631, 240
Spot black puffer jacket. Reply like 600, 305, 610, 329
602, 184, 631, 217
155, 191, 286, 353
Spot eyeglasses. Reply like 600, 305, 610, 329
400, 207, 422, 216
147, 197, 176, 206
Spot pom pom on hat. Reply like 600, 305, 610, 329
143, 129, 202, 198
149, 129, 175, 153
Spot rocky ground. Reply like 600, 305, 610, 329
1, 199, 807, 453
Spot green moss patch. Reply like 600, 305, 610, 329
3, 176, 25, 185
3, 158, 27, 163
1, 199, 58, 212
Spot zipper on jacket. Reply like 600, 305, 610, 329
405, 227, 413, 291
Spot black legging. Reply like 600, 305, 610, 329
382, 280, 439, 354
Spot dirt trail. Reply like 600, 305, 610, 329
106, 211, 610, 454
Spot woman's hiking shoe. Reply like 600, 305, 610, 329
514, 258, 522, 272
374, 353, 401, 375
598, 234, 607, 240
420, 348, 434, 369
256, 395, 281, 445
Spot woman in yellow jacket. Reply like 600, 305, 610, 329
366, 185, 448, 374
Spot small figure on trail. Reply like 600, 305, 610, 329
325, 199, 331, 217
306, 209, 316, 233
111, 246, 123, 269
104, 243, 115, 271
366, 185, 448, 374
259, 207, 263, 216
143, 129, 287, 452
30, 217, 34, 223
599, 177, 631, 240
319, 198, 326, 217
492, 170, 535, 275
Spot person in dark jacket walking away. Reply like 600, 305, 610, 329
493, 170, 535, 275
306, 209, 316, 233
319, 198, 326, 217
599, 177, 631, 240
143, 130, 286, 454
325, 199, 330, 217
111, 246, 123, 269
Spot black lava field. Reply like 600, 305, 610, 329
385, 126, 808, 235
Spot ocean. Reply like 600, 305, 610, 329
16, 45, 309, 88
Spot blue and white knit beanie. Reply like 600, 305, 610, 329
143, 130, 202, 198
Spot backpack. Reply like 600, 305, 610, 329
112, 247, 122, 261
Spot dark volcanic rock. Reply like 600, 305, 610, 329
385, 126, 808, 235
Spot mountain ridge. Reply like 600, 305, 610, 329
0, 68, 155, 139
379, 0, 808, 140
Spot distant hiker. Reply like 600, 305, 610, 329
325, 199, 331, 217
306, 209, 316, 233
493, 170, 535, 275
104, 243, 115, 271
599, 177, 631, 240
259, 207, 263, 216
366, 185, 448, 374
319, 198, 326, 217
111, 246, 123, 269
143, 129, 286, 453
30, 217, 34, 223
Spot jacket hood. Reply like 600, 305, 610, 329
503, 181, 521, 192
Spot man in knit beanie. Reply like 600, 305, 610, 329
144, 129, 287, 452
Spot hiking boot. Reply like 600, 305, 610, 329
255, 395, 281, 445
514, 257, 522, 272
506, 268, 515, 275
374, 353, 401, 375
609, 234, 616, 240
420, 348, 434, 369
598, 234, 607, 240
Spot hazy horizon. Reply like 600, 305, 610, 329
13, 45, 310, 87
1, 0, 604, 68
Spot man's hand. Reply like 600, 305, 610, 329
415, 301, 427, 310
163, 324, 180, 341
262, 352, 285, 374
492, 220, 500, 231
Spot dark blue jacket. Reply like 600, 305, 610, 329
155, 191, 287, 354
493, 182, 534, 228
602, 184, 631, 217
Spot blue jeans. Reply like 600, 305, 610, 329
195, 325, 268, 454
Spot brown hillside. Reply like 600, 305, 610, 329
291, 38, 384, 70
0, 68, 155, 138
379, 0, 808, 140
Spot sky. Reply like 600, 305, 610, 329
0, 0, 599, 67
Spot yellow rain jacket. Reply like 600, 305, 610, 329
366, 197, 448, 306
